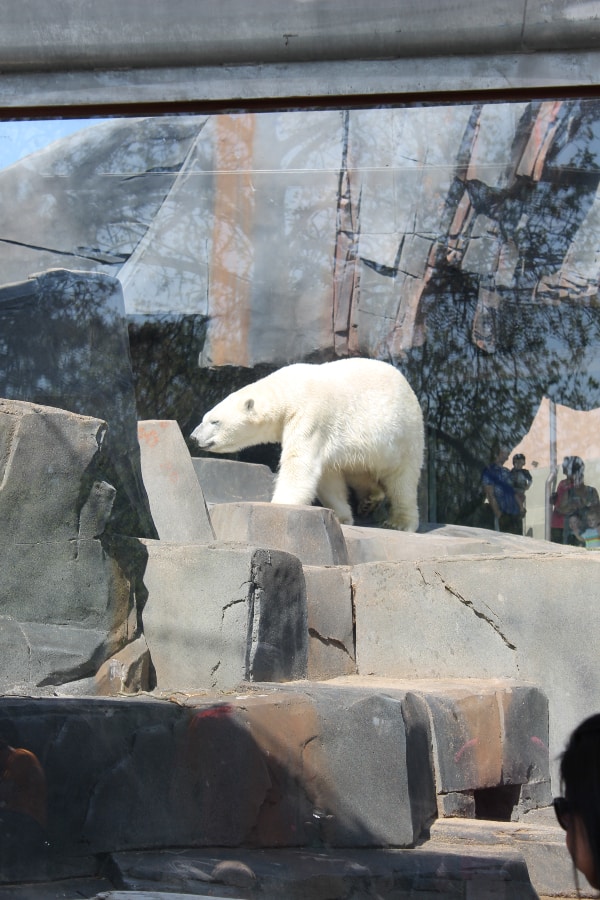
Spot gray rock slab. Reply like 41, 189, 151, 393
140, 541, 308, 691
10, 621, 121, 690
0, 399, 151, 691
138, 421, 214, 542
110, 845, 539, 898
342, 521, 581, 563
302, 566, 356, 679
427, 817, 590, 898
192, 457, 274, 504
0, 269, 155, 537
0, 694, 315, 867
0, 681, 553, 887
209, 502, 349, 566
500, 685, 550, 790
0, 688, 395, 862
351, 554, 600, 791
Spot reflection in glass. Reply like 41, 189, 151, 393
0, 99, 599, 531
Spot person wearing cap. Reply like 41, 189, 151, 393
509, 453, 532, 519
481, 444, 523, 534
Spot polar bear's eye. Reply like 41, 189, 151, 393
209, 419, 220, 426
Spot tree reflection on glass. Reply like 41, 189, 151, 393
1, 99, 600, 528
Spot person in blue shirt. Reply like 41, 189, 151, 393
481, 444, 523, 534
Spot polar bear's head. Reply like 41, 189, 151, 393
190, 383, 281, 454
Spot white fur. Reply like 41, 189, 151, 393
190, 358, 424, 531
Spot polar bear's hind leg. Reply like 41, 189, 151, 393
381, 467, 420, 532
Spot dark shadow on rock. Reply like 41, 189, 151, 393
0, 268, 157, 538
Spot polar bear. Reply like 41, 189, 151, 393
190, 358, 424, 531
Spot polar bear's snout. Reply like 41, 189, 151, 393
190, 420, 217, 450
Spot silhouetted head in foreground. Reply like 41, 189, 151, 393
556, 714, 600, 893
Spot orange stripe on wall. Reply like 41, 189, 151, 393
208, 115, 256, 367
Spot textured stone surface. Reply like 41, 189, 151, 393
0, 695, 313, 872
0, 686, 420, 868
209, 502, 349, 566
0, 879, 115, 899
192, 456, 274, 504
0, 401, 140, 690
0, 680, 558, 894
0, 616, 130, 692
1, 105, 592, 374
0, 399, 108, 543
138, 420, 214, 542
0, 699, 196, 878
140, 541, 308, 691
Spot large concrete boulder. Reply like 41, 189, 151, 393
272, 681, 437, 848
0, 399, 143, 691
0, 268, 155, 537
285, 677, 550, 838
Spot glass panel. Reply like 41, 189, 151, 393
1, 98, 600, 885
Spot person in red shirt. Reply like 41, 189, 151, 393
550, 459, 572, 543
551, 456, 600, 544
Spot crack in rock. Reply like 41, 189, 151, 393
308, 627, 354, 660
439, 575, 517, 651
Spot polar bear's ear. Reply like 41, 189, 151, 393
244, 398, 255, 412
